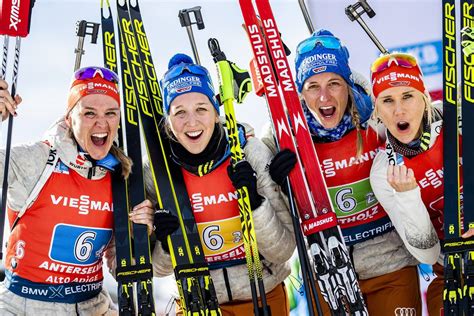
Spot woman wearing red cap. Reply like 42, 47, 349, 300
262, 30, 440, 315
369, 52, 473, 315
149, 53, 295, 315
0, 67, 154, 315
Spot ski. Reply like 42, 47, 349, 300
239, 0, 367, 314
116, 1, 221, 314
116, 1, 157, 314
443, 0, 474, 314
460, 1, 474, 314
101, 1, 141, 314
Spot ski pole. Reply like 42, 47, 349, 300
0, 0, 36, 260
74, 20, 100, 71
178, 6, 204, 65
0, 36, 9, 142
298, 0, 314, 34
345, 0, 388, 54
208, 37, 271, 316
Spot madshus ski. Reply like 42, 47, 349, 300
442, 0, 474, 315
114, 0, 221, 315
239, 0, 367, 315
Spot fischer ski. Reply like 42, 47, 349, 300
239, 0, 367, 315
113, 0, 221, 314
460, 2, 474, 314
101, 1, 147, 315
442, 0, 474, 315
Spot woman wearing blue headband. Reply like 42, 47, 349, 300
0, 68, 154, 315
262, 29, 439, 315
148, 54, 295, 315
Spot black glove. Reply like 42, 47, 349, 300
154, 208, 180, 253
269, 149, 297, 195
227, 161, 263, 210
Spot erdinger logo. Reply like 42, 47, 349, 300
168, 76, 202, 94
299, 53, 337, 80
394, 307, 416, 316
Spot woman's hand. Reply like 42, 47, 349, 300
129, 199, 155, 236
387, 164, 418, 192
462, 228, 474, 238
0, 79, 21, 121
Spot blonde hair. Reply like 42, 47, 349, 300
348, 89, 364, 158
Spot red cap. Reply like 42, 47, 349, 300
67, 76, 120, 114
371, 64, 426, 99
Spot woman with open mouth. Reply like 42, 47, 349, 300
369, 52, 474, 316
0, 66, 155, 315
262, 29, 440, 315
149, 53, 295, 316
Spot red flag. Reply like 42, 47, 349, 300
0, 0, 34, 37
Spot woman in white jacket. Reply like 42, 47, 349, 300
148, 54, 295, 316
0, 67, 154, 315
369, 52, 474, 316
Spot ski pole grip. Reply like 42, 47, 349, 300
345, 0, 388, 54
76, 20, 88, 38
178, 6, 205, 30
345, 0, 375, 21
360, 0, 376, 18
75, 21, 100, 43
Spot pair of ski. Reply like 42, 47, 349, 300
100, 0, 220, 315
442, 0, 474, 315
239, 0, 367, 315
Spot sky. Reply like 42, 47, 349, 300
0, 0, 442, 146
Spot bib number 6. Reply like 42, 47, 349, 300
203, 225, 224, 251
335, 187, 357, 213
74, 231, 97, 262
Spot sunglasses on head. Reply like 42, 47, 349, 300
370, 53, 419, 74
163, 63, 210, 83
297, 35, 342, 55
74, 66, 119, 83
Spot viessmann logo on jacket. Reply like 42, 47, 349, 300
183, 159, 246, 263
50, 195, 112, 215
190, 191, 239, 213
322, 149, 379, 177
